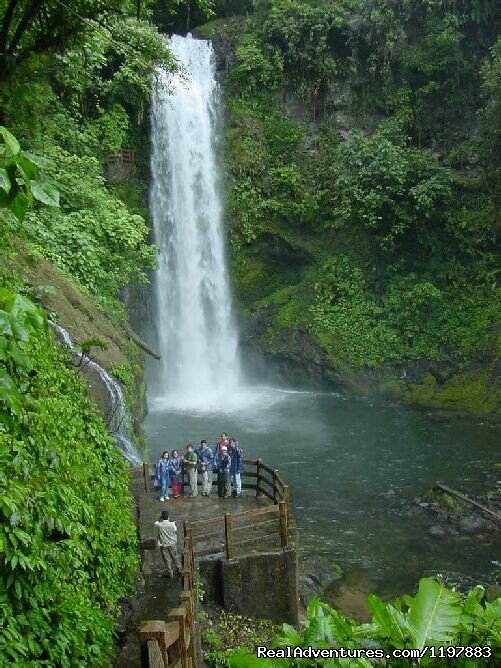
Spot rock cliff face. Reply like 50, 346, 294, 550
11, 243, 148, 450
246, 323, 501, 418
194, 18, 500, 420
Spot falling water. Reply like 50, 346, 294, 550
49, 322, 141, 464
150, 34, 240, 410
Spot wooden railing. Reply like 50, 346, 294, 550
188, 501, 291, 560
131, 458, 289, 506
138, 526, 197, 668
107, 148, 135, 164
133, 458, 292, 667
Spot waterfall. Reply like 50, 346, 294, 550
49, 322, 141, 464
150, 34, 240, 410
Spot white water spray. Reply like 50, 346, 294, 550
150, 34, 240, 410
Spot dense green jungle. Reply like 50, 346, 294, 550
0, 0, 499, 666
198, 0, 501, 415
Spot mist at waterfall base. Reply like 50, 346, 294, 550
144, 35, 499, 606
146, 383, 500, 602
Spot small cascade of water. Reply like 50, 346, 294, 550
49, 322, 141, 464
150, 34, 240, 410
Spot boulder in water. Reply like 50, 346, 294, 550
458, 515, 489, 535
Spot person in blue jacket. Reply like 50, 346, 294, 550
197, 439, 214, 496
219, 445, 232, 499
155, 450, 170, 501
168, 449, 183, 498
229, 437, 244, 497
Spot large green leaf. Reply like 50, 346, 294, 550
407, 577, 462, 649
0, 310, 13, 337
9, 190, 30, 221
367, 594, 411, 647
303, 599, 337, 646
9, 294, 45, 340
0, 167, 11, 193
0, 367, 22, 415
229, 653, 284, 668
30, 180, 60, 207
0, 126, 20, 158
21, 150, 50, 169
17, 154, 39, 181
274, 623, 303, 647
8, 342, 33, 372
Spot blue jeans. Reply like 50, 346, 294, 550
160, 477, 170, 499
231, 472, 241, 495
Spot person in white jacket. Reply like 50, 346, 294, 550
154, 510, 181, 578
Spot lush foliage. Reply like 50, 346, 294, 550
0, 287, 139, 665
200, 608, 277, 667
0, 1, 182, 663
0, 0, 174, 315
221, 0, 500, 383
0, 126, 59, 222
23, 148, 155, 299
228, 577, 500, 667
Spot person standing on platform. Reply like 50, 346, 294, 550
219, 445, 232, 499
229, 437, 244, 497
184, 443, 198, 497
198, 439, 214, 496
214, 433, 229, 498
154, 510, 181, 578
168, 449, 183, 498
155, 450, 171, 501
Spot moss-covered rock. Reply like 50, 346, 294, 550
380, 365, 501, 417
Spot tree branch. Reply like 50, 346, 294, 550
0, 0, 19, 55
7, 0, 44, 55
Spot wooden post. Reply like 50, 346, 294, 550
283, 484, 289, 505
143, 462, 149, 494
146, 639, 165, 667
273, 469, 279, 504
283, 484, 290, 531
188, 530, 194, 575
168, 607, 188, 668
138, 620, 180, 666
256, 459, 263, 497
181, 566, 193, 592
279, 501, 288, 548
180, 592, 192, 629
225, 513, 234, 560
179, 592, 196, 668
184, 527, 193, 571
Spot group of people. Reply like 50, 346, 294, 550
153, 434, 245, 577
154, 433, 244, 501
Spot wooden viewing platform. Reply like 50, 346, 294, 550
118, 459, 296, 668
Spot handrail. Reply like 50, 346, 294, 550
138, 525, 197, 667
135, 457, 292, 666
130, 457, 289, 508
107, 148, 135, 163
